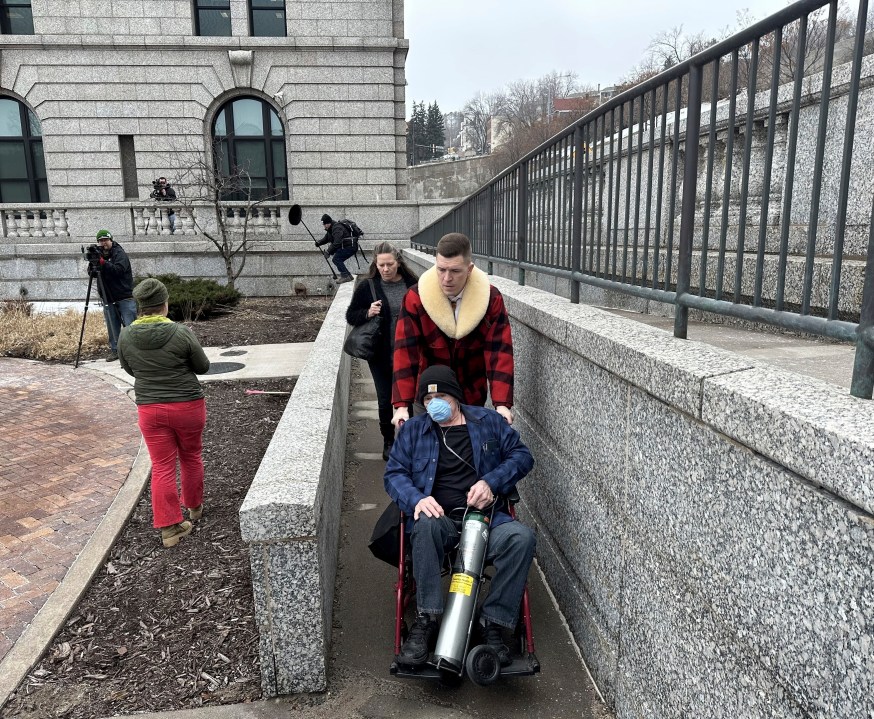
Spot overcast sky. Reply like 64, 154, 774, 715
404, 0, 792, 115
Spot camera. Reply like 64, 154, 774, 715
150, 178, 167, 199
82, 244, 103, 276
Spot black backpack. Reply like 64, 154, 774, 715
338, 219, 364, 239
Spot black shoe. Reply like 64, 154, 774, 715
398, 613, 437, 666
335, 274, 354, 284
105, 351, 118, 362
382, 440, 393, 461
483, 621, 512, 666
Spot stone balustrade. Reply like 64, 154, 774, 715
1, 207, 70, 238
0, 202, 294, 240
130, 202, 286, 236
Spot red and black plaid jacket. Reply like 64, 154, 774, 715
391, 270, 514, 408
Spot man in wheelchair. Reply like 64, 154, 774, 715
383, 364, 535, 668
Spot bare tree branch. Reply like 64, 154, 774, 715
159, 140, 282, 290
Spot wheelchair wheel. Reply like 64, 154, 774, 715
465, 644, 501, 686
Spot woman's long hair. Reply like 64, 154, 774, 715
364, 242, 418, 282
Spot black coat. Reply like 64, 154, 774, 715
98, 241, 134, 302
345, 271, 417, 360
316, 223, 351, 255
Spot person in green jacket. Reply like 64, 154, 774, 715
118, 278, 211, 548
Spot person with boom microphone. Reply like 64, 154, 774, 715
315, 213, 357, 283
89, 229, 137, 362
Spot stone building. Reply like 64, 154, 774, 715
0, 0, 452, 299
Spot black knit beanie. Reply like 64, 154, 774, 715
417, 365, 464, 405
321, 214, 333, 224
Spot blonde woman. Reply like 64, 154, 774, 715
346, 242, 418, 459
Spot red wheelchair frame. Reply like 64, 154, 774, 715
389, 498, 540, 684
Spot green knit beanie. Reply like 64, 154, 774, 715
133, 278, 169, 308
96, 229, 113, 240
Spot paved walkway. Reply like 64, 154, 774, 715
0, 359, 141, 662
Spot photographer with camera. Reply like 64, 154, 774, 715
150, 176, 177, 234
86, 229, 137, 361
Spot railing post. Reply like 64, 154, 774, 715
673, 63, 703, 339
851, 194, 874, 399
518, 162, 528, 286
487, 184, 495, 275
571, 125, 584, 304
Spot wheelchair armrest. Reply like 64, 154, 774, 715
504, 488, 520, 505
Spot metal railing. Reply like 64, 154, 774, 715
411, 0, 874, 398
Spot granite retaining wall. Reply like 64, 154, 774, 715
239, 282, 353, 695
407, 248, 873, 716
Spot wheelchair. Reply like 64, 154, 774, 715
389, 492, 541, 686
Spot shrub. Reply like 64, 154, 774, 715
135, 274, 242, 321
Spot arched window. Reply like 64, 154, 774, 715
0, 97, 47, 202
212, 97, 288, 201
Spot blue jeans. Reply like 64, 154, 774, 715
410, 515, 536, 628
331, 245, 357, 277
103, 297, 138, 351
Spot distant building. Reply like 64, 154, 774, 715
552, 97, 596, 118
578, 85, 618, 105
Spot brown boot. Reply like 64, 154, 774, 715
188, 504, 203, 521
161, 521, 193, 547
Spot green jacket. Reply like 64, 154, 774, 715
118, 316, 210, 405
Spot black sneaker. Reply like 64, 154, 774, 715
382, 440, 393, 461
105, 351, 119, 362
482, 621, 512, 666
398, 613, 437, 666
336, 274, 354, 284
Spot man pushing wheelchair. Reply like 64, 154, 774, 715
383, 365, 536, 673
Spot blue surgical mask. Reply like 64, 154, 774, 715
426, 397, 452, 422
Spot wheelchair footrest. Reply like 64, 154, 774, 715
390, 652, 539, 680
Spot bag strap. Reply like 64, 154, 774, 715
368, 279, 377, 303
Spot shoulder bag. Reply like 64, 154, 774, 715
343, 279, 381, 360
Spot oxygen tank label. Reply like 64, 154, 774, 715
449, 573, 474, 596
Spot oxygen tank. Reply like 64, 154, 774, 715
432, 511, 490, 670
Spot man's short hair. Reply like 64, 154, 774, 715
436, 233, 471, 262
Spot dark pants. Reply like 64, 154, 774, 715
368, 356, 394, 443
332, 245, 357, 277
411, 516, 536, 628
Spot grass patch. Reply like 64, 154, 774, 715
0, 301, 108, 362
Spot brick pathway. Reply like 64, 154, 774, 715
0, 358, 140, 663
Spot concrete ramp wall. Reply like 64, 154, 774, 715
239, 283, 353, 695
498, 277, 874, 718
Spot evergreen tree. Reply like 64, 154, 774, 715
425, 102, 445, 160
406, 101, 428, 164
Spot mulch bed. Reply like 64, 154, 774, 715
183, 296, 331, 348
3, 297, 327, 718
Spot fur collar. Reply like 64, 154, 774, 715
418, 265, 491, 340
